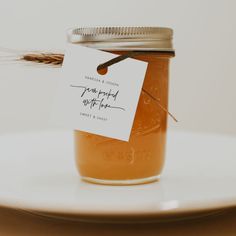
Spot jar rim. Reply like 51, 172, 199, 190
67, 27, 174, 52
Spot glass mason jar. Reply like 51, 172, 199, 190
68, 27, 175, 185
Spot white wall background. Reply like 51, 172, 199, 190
0, 0, 235, 134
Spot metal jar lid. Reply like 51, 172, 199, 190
67, 27, 174, 51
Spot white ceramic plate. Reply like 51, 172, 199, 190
0, 130, 235, 223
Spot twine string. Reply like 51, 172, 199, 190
97, 51, 177, 122
97, 51, 174, 70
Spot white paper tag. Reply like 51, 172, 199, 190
51, 44, 147, 141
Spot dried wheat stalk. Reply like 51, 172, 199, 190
22, 53, 64, 66
20, 52, 177, 122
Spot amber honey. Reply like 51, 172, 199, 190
74, 52, 172, 184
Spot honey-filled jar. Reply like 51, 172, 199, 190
68, 27, 175, 185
